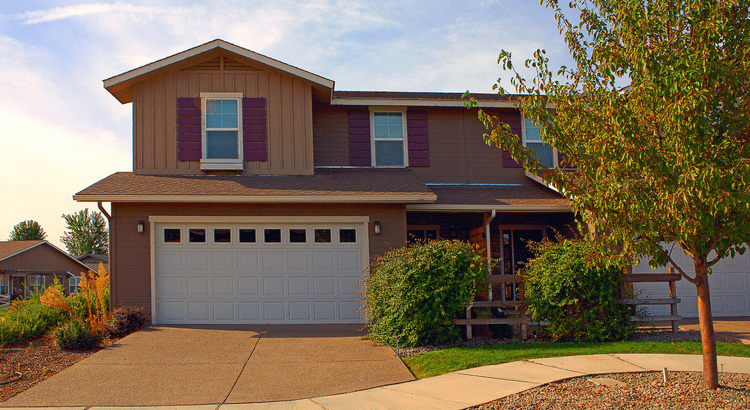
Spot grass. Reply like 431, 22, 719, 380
402, 341, 750, 379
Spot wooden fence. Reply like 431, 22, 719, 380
0, 294, 10, 310
455, 267, 683, 339
621, 267, 682, 332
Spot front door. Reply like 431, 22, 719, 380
499, 229, 544, 301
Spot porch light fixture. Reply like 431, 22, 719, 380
374, 221, 381, 235
450, 225, 457, 238
137, 221, 145, 234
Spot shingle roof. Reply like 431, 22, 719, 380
74, 168, 437, 203
406, 184, 570, 211
0, 240, 45, 261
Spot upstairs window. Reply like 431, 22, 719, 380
523, 117, 556, 168
201, 92, 243, 170
371, 109, 407, 167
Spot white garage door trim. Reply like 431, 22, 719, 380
149, 216, 370, 324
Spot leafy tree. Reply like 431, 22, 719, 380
61, 209, 109, 255
466, 0, 750, 389
9, 220, 47, 241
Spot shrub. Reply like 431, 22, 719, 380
110, 305, 147, 337
361, 239, 486, 347
0, 291, 67, 346
53, 318, 103, 350
524, 237, 635, 342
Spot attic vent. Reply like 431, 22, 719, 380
184, 56, 252, 71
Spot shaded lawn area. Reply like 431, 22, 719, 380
402, 341, 750, 379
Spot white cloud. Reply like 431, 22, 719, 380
15, 3, 166, 25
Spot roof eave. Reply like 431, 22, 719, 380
73, 194, 437, 204
405, 204, 571, 212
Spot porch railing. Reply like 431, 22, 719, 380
0, 294, 10, 310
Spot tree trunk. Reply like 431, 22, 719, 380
694, 256, 719, 390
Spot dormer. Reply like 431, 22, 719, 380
104, 39, 334, 175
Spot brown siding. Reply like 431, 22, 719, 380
0, 244, 88, 275
313, 106, 529, 184
111, 202, 407, 316
133, 60, 314, 175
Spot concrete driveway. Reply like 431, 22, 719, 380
1, 324, 414, 407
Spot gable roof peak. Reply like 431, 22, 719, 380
103, 39, 334, 104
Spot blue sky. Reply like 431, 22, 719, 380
0, 1, 575, 249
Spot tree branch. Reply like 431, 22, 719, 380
662, 248, 697, 284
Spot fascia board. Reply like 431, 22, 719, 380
405, 204, 571, 212
73, 194, 437, 203
330, 98, 516, 108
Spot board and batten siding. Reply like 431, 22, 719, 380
312, 105, 528, 185
132, 70, 314, 175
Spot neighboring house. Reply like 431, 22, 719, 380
0, 240, 92, 300
75, 254, 109, 273
73, 39, 579, 325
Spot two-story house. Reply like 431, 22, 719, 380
74, 39, 574, 325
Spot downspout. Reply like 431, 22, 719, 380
97, 201, 113, 311
485, 209, 497, 301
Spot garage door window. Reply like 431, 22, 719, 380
214, 229, 231, 243
340, 229, 357, 243
164, 228, 181, 243
315, 229, 332, 243
264, 229, 281, 243
189, 229, 206, 243
239, 229, 256, 243
289, 229, 307, 243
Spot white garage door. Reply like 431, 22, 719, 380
151, 217, 368, 324
634, 245, 750, 317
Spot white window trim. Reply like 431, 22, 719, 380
521, 115, 558, 168
200, 92, 244, 170
369, 106, 408, 168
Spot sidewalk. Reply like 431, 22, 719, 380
3, 354, 749, 410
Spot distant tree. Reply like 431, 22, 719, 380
61, 209, 108, 255
466, 0, 750, 389
8, 220, 47, 241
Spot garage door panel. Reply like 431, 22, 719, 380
187, 276, 210, 296
213, 301, 235, 321
288, 251, 310, 270
263, 276, 285, 295
238, 252, 259, 270
262, 251, 285, 270
212, 252, 234, 270
238, 276, 259, 295
338, 276, 360, 296
314, 302, 336, 321
288, 277, 310, 295
313, 276, 335, 295
187, 252, 209, 270
212, 276, 235, 296
263, 301, 286, 320
156, 222, 366, 324
313, 252, 334, 270
159, 276, 185, 296
159, 251, 184, 271
726, 273, 746, 291
289, 301, 311, 320
188, 301, 210, 321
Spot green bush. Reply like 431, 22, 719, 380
524, 237, 635, 342
0, 292, 68, 346
361, 239, 486, 347
53, 318, 104, 350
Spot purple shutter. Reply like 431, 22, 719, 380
407, 110, 429, 167
177, 98, 201, 161
243, 98, 268, 161
503, 150, 523, 168
502, 111, 523, 168
349, 110, 371, 166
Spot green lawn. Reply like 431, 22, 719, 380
402, 341, 750, 379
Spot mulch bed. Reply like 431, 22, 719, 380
0, 335, 116, 403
